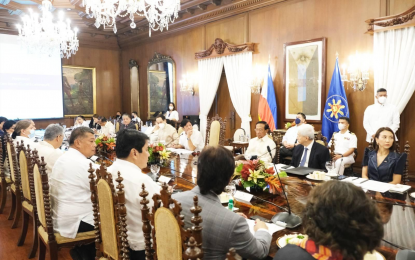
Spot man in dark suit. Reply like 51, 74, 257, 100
290, 124, 330, 170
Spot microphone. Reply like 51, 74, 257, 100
267, 145, 302, 229
248, 146, 277, 160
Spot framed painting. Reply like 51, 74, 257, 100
283, 37, 327, 123
62, 65, 96, 117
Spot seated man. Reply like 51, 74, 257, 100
244, 121, 276, 163
173, 146, 271, 260
50, 127, 97, 259
280, 112, 306, 159
36, 124, 65, 174
328, 117, 357, 175
108, 130, 161, 260
175, 119, 204, 152
290, 124, 330, 170
98, 116, 115, 135
154, 115, 179, 147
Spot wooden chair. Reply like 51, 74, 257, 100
135, 123, 141, 131
224, 128, 246, 154
16, 141, 38, 258
140, 182, 203, 260
329, 135, 358, 176
88, 163, 130, 260
6, 135, 22, 228
205, 114, 227, 146
115, 122, 120, 133
0, 135, 13, 214
272, 132, 283, 164
34, 157, 95, 260
178, 127, 184, 136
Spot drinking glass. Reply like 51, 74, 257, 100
225, 183, 236, 199
151, 164, 160, 175
325, 161, 334, 174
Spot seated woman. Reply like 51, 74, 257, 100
119, 113, 136, 131
89, 114, 101, 130
362, 127, 407, 184
165, 102, 179, 122
12, 119, 38, 148
274, 181, 384, 260
3, 120, 16, 136
74, 115, 89, 128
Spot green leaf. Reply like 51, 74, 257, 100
235, 163, 243, 172
277, 172, 288, 178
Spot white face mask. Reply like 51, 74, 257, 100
338, 123, 346, 130
28, 129, 36, 139
169, 106, 174, 110
159, 123, 165, 129
378, 96, 387, 104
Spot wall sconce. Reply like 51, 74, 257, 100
251, 64, 265, 94
180, 74, 195, 96
341, 51, 372, 91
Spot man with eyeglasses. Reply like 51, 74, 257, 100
36, 124, 65, 174
244, 121, 276, 163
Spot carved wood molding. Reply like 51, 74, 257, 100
148, 52, 174, 66
119, 0, 288, 48
365, 5, 415, 34
195, 38, 254, 60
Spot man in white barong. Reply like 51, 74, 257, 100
155, 115, 179, 147
50, 126, 97, 260
35, 124, 65, 174
363, 88, 400, 143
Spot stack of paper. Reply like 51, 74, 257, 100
246, 219, 285, 234
166, 148, 194, 155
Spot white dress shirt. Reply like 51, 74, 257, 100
13, 136, 38, 150
245, 135, 276, 163
282, 126, 298, 145
36, 141, 64, 174
100, 121, 115, 135
132, 117, 141, 123
50, 148, 97, 238
328, 130, 357, 159
299, 140, 314, 167
107, 159, 160, 251
165, 111, 179, 121
157, 124, 179, 146
363, 102, 400, 142
179, 130, 205, 152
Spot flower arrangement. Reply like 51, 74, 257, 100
148, 143, 171, 166
234, 159, 284, 194
95, 134, 116, 153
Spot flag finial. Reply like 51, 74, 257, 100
335, 52, 339, 59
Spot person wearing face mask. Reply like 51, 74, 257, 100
327, 117, 357, 175
50, 127, 98, 260
154, 115, 179, 147
12, 119, 38, 148
131, 111, 141, 124
280, 112, 306, 160
363, 88, 400, 143
107, 130, 163, 260
362, 127, 406, 184
165, 102, 179, 122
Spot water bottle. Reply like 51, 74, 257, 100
228, 199, 234, 211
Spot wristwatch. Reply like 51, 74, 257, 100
341, 154, 344, 157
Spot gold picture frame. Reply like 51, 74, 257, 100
62, 65, 97, 117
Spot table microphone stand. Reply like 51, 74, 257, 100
267, 146, 302, 228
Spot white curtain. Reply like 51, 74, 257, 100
374, 26, 415, 114
223, 52, 253, 137
198, 57, 224, 141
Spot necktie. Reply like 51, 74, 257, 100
299, 147, 308, 167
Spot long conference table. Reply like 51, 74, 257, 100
134, 153, 415, 259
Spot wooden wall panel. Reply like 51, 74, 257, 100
390, 0, 415, 14
33, 46, 121, 128
205, 13, 249, 46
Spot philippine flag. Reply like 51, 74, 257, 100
258, 64, 278, 131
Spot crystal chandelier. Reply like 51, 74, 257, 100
83, 0, 180, 36
16, 0, 79, 59
340, 52, 371, 92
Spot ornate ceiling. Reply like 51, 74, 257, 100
0, 0, 287, 49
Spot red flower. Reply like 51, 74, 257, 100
265, 167, 275, 175
240, 164, 254, 180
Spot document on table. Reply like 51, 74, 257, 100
246, 219, 285, 235
360, 180, 393, 193
166, 148, 194, 155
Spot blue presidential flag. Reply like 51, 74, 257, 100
321, 57, 349, 141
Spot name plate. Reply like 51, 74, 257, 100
234, 191, 253, 202
158, 175, 171, 184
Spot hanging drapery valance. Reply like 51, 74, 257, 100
365, 5, 415, 34
196, 38, 255, 141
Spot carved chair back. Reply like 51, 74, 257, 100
233, 128, 246, 141
88, 163, 129, 260
140, 182, 203, 260
6, 137, 17, 183
17, 141, 33, 202
115, 122, 120, 133
206, 114, 227, 146
33, 157, 50, 233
